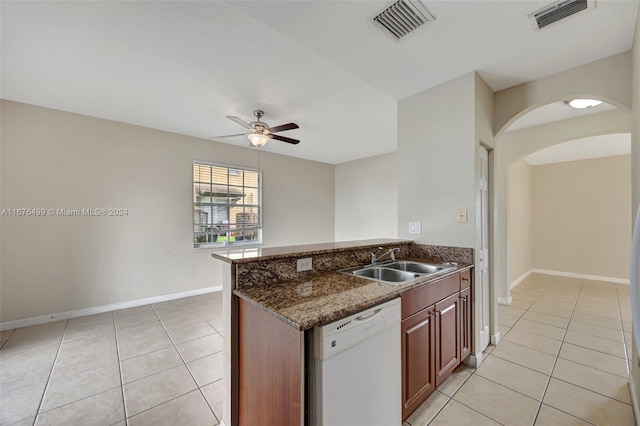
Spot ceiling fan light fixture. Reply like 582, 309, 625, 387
564, 99, 603, 109
248, 132, 270, 147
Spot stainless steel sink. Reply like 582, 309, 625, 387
339, 261, 457, 285
352, 267, 419, 282
386, 261, 451, 274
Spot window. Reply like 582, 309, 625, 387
193, 161, 262, 247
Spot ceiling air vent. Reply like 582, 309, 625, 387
528, 0, 595, 30
372, 0, 435, 41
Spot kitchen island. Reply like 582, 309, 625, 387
211, 239, 473, 426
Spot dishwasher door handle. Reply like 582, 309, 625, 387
355, 308, 382, 322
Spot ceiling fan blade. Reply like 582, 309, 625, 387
226, 116, 252, 130
210, 133, 247, 139
268, 122, 299, 133
271, 134, 300, 145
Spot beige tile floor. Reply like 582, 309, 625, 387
0, 292, 223, 426
406, 273, 635, 426
1, 274, 636, 426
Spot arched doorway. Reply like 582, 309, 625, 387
494, 99, 631, 315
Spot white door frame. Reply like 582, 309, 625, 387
469, 144, 493, 366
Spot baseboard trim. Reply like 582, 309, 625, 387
466, 352, 484, 368
497, 296, 512, 305
630, 373, 639, 425
490, 331, 501, 346
0, 286, 223, 331
532, 269, 630, 285
510, 269, 533, 289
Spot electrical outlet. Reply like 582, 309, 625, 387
297, 257, 312, 272
409, 221, 421, 235
457, 209, 468, 223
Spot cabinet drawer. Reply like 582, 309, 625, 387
402, 273, 460, 319
460, 270, 471, 289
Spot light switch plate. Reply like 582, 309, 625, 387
297, 257, 312, 272
457, 209, 468, 223
409, 221, 422, 235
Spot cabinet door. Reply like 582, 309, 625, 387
460, 287, 472, 360
401, 306, 436, 420
434, 292, 461, 387
238, 299, 303, 426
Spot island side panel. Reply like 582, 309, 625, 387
238, 298, 304, 426
219, 261, 237, 426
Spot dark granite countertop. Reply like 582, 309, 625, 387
234, 260, 473, 330
211, 238, 412, 264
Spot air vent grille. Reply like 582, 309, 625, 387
530, 0, 593, 29
373, 0, 435, 41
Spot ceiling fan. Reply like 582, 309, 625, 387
211, 110, 300, 147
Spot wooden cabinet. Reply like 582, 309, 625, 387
460, 286, 472, 360
238, 299, 304, 426
400, 269, 473, 421
401, 306, 436, 419
435, 292, 461, 386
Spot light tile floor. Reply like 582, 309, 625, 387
0, 292, 223, 426
406, 273, 636, 426
1, 274, 636, 425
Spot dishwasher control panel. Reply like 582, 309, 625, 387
314, 298, 400, 360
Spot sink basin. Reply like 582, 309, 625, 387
352, 267, 419, 282
386, 261, 449, 274
338, 261, 457, 285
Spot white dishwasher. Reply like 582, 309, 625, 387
313, 298, 401, 426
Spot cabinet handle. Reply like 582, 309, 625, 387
460, 296, 467, 302
462, 277, 470, 282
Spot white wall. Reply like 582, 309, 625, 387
494, 51, 632, 134
532, 155, 631, 280
494, 52, 633, 301
0, 101, 335, 322
334, 152, 397, 241
507, 160, 533, 284
629, 4, 640, 414
397, 73, 476, 247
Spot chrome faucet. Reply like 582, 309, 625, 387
371, 247, 400, 265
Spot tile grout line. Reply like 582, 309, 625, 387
112, 310, 130, 426
615, 284, 632, 376
444, 284, 552, 425
491, 276, 628, 425
510, 285, 628, 365
118, 304, 194, 422
182, 298, 223, 424
0, 329, 15, 350
32, 319, 70, 426
445, 363, 513, 425
533, 276, 585, 425
150, 301, 220, 424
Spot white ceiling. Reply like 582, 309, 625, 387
231, 0, 638, 98
523, 133, 631, 165
1, 1, 638, 164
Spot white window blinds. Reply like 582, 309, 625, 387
193, 161, 262, 247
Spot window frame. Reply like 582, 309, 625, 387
192, 160, 262, 249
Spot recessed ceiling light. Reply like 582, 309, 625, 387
564, 99, 603, 109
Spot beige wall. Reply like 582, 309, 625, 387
495, 51, 632, 134
532, 155, 631, 279
0, 101, 335, 322
334, 152, 397, 241
397, 73, 476, 247
507, 160, 533, 284
494, 51, 633, 301
629, 3, 640, 413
